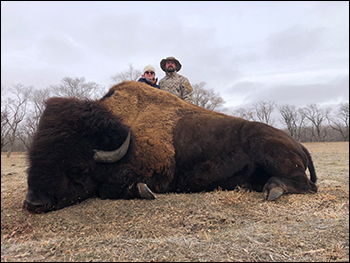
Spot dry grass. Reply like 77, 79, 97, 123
1, 142, 349, 262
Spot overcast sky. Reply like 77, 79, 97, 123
1, 1, 349, 112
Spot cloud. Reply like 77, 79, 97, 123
1, 1, 348, 110
245, 75, 349, 107
38, 31, 85, 65
265, 25, 324, 60
227, 81, 261, 96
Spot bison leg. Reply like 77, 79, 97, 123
263, 186, 285, 201
96, 165, 155, 200
137, 183, 156, 199
98, 181, 155, 200
262, 174, 317, 201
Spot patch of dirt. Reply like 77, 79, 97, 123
1, 142, 349, 262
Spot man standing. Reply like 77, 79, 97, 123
159, 56, 193, 102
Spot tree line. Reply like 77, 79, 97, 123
231, 101, 348, 143
1, 65, 348, 157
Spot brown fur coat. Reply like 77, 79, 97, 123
100, 81, 227, 190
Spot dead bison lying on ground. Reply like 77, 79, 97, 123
23, 81, 317, 213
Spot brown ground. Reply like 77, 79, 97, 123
1, 142, 349, 262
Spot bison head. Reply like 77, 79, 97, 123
23, 97, 137, 213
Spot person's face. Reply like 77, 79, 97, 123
143, 70, 155, 80
166, 61, 176, 72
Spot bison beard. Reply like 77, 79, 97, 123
23, 97, 154, 213
24, 81, 317, 213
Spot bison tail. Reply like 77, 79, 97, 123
302, 145, 317, 183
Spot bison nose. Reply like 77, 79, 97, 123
23, 189, 55, 213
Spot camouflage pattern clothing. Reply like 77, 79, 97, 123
159, 71, 193, 102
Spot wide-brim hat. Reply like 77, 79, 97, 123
160, 56, 182, 72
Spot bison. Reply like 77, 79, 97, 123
23, 81, 317, 213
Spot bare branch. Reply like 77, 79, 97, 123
192, 82, 225, 111
50, 77, 104, 100
3, 84, 30, 157
110, 64, 142, 84
253, 101, 276, 126
327, 102, 349, 141
301, 104, 331, 142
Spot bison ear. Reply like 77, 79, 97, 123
93, 132, 130, 163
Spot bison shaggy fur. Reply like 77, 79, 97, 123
24, 81, 317, 213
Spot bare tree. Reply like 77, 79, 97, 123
1, 104, 11, 151
191, 82, 226, 111
277, 104, 306, 141
110, 64, 142, 84
2, 84, 30, 157
301, 104, 331, 142
231, 107, 255, 121
253, 100, 276, 126
29, 87, 52, 119
1, 86, 11, 150
50, 77, 103, 99
17, 87, 53, 149
328, 102, 349, 141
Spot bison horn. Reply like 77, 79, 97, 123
93, 131, 131, 163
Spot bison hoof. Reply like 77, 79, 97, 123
264, 187, 284, 201
137, 183, 156, 199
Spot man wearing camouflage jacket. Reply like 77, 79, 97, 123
159, 57, 193, 102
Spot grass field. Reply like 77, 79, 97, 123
1, 142, 349, 262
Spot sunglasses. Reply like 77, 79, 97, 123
145, 71, 155, 75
